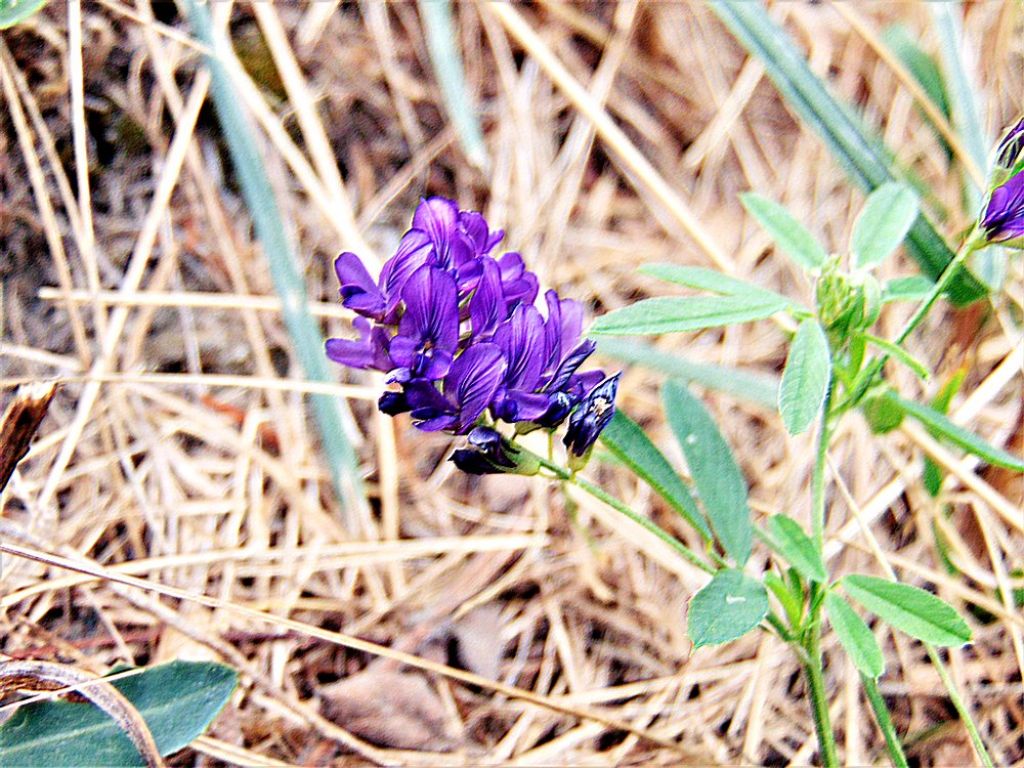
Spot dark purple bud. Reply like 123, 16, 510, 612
378, 389, 410, 415
389, 265, 460, 380
564, 373, 621, 458
334, 253, 385, 319
451, 426, 538, 475
325, 317, 392, 371
981, 172, 1024, 244
996, 117, 1024, 170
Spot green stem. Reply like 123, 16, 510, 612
802, 380, 840, 767
811, 383, 834, 552
862, 674, 909, 768
925, 645, 994, 768
527, 450, 715, 575
803, 620, 840, 768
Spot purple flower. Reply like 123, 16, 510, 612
388, 265, 460, 381
996, 117, 1024, 170
404, 343, 506, 434
325, 316, 392, 371
981, 172, 1024, 244
564, 374, 621, 458
334, 253, 385, 320
326, 196, 619, 470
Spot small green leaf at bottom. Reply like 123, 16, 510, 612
688, 569, 768, 648
0, 660, 237, 766
825, 590, 885, 678
842, 574, 971, 646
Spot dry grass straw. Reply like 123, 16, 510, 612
1, 3, 1021, 765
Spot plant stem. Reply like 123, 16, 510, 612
803, 619, 840, 768
811, 383, 834, 552
802, 381, 840, 767
862, 674, 909, 768
892, 230, 983, 347
925, 645, 994, 768
526, 450, 715, 575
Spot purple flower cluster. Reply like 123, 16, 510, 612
326, 197, 619, 472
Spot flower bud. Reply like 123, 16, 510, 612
995, 117, 1024, 173
450, 426, 539, 475
564, 374, 620, 469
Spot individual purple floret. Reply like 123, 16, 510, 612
980, 171, 1024, 244
326, 196, 619, 472
564, 373, 621, 459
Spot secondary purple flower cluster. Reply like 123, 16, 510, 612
981, 117, 1024, 246
326, 197, 618, 473
981, 170, 1024, 245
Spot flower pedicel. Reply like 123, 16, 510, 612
327, 197, 619, 474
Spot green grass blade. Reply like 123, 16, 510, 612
929, 3, 987, 200
596, 338, 779, 409
419, 0, 489, 170
929, 3, 1006, 290
185, 0, 366, 526
709, 0, 986, 305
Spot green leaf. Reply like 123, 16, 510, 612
591, 294, 788, 336
0, 661, 237, 766
779, 319, 831, 435
709, 1, 987, 305
663, 382, 752, 565
640, 263, 793, 305
0, 0, 46, 28
762, 516, 827, 583
852, 183, 920, 269
825, 591, 885, 678
860, 333, 931, 381
882, 275, 933, 303
884, 392, 1024, 472
740, 192, 827, 271
842, 574, 971, 646
688, 569, 769, 648
595, 338, 779, 409
600, 411, 712, 540
764, 571, 803, 629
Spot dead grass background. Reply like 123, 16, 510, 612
1, 2, 1022, 765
